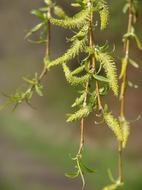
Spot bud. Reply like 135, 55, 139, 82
54, 6, 66, 18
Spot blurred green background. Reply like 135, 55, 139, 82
0, 0, 142, 190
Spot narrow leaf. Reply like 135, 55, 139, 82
35, 84, 43, 96
25, 23, 45, 39
93, 74, 109, 83
65, 171, 79, 178
129, 58, 139, 69
31, 9, 46, 20
119, 57, 128, 79
80, 162, 96, 173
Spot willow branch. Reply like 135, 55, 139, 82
78, 82, 89, 155
26, 9, 51, 94
118, 0, 133, 183
39, 10, 51, 81
88, 0, 103, 111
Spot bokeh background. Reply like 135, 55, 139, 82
0, 0, 142, 190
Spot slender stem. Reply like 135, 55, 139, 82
118, 0, 133, 183
27, 8, 51, 94
78, 118, 85, 155
78, 82, 89, 155
78, 0, 103, 155
39, 8, 51, 81
88, 0, 102, 111
118, 141, 123, 183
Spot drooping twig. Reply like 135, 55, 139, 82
118, 0, 133, 183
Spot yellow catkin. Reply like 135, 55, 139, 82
104, 112, 123, 141
121, 118, 130, 148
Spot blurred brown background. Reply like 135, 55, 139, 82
0, 0, 142, 190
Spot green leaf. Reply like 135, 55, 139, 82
133, 33, 142, 50
99, 86, 109, 96
80, 162, 96, 173
65, 171, 79, 178
23, 77, 35, 85
123, 32, 142, 50
119, 57, 128, 79
25, 23, 45, 39
31, 9, 47, 20
107, 169, 115, 183
93, 74, 109, 83
54, 6, 66, 18
35, 84, 43, 96
129, 58, 139, 68
123, 3, 129, 14
71, 3, 81, 7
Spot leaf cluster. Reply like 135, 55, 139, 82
65, 154, 95, 189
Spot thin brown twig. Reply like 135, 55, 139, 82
118, 0, 133, 183
38, 9, 51, 81
88, 0, 102, 111
78, 82, 89, 155
78, 0, 103, 156
26, 8, 51, 94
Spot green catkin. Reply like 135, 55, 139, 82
63, 63, 90, 86
50, 8, 90, 29
71, 65, 85, 76
47, 36, 87, 69
104, 112, 123, 141
67, 106, 90, 122
96, 50, 118, 96
120, 118, 130, 148
97, 0, 109, 30
72, 92, 87, 108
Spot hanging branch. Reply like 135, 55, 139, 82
118, 0, 141, 185
77, 0, 103, 166
64, 1, 120, 189
103, 1, 141, 189
88, 0, 103, 111
0, 1, 53, 109
118, 0, 134, 183
39, 5, 51, 80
